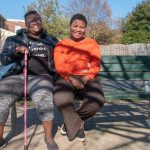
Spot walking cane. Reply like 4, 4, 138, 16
24, 51, 28, 150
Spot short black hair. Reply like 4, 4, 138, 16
24, 10, 39, 19
70, 13, 87, 26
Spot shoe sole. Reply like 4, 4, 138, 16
76, 137, 86, 142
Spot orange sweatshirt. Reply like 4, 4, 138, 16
54, 38, 100, 80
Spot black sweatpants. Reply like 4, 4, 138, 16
54, 77, 105, 141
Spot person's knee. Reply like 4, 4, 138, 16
92, 102, 102, 113
35, 97, 54, 121
31, 89, 54, 112
94, 94, 105, 109
54, 93, 73, 109
31, 90, 54, 120
89, 101, 104, 115
37, 99, 54, 111
31, 89, 53, 104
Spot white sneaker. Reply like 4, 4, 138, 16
60, 124, 67, 135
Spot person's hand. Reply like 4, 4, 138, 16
81, 75, 90, 86
68, 75, 84, 90
16, 46, 29, 54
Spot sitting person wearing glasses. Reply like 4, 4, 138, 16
0, 10, 59, 150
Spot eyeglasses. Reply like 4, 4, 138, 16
26, 17, 42, 25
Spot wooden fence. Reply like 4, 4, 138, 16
101, 44, 150, 56
0, 41, 150, 56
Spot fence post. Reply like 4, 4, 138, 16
144, 80, 150, 127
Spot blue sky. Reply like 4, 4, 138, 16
0, 0, 143, 20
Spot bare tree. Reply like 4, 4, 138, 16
65, 0, 112, 24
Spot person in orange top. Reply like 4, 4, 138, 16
54, 36, 100, 80
54, 13, 105, 142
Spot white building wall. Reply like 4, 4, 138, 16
0, 28, 15, 52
